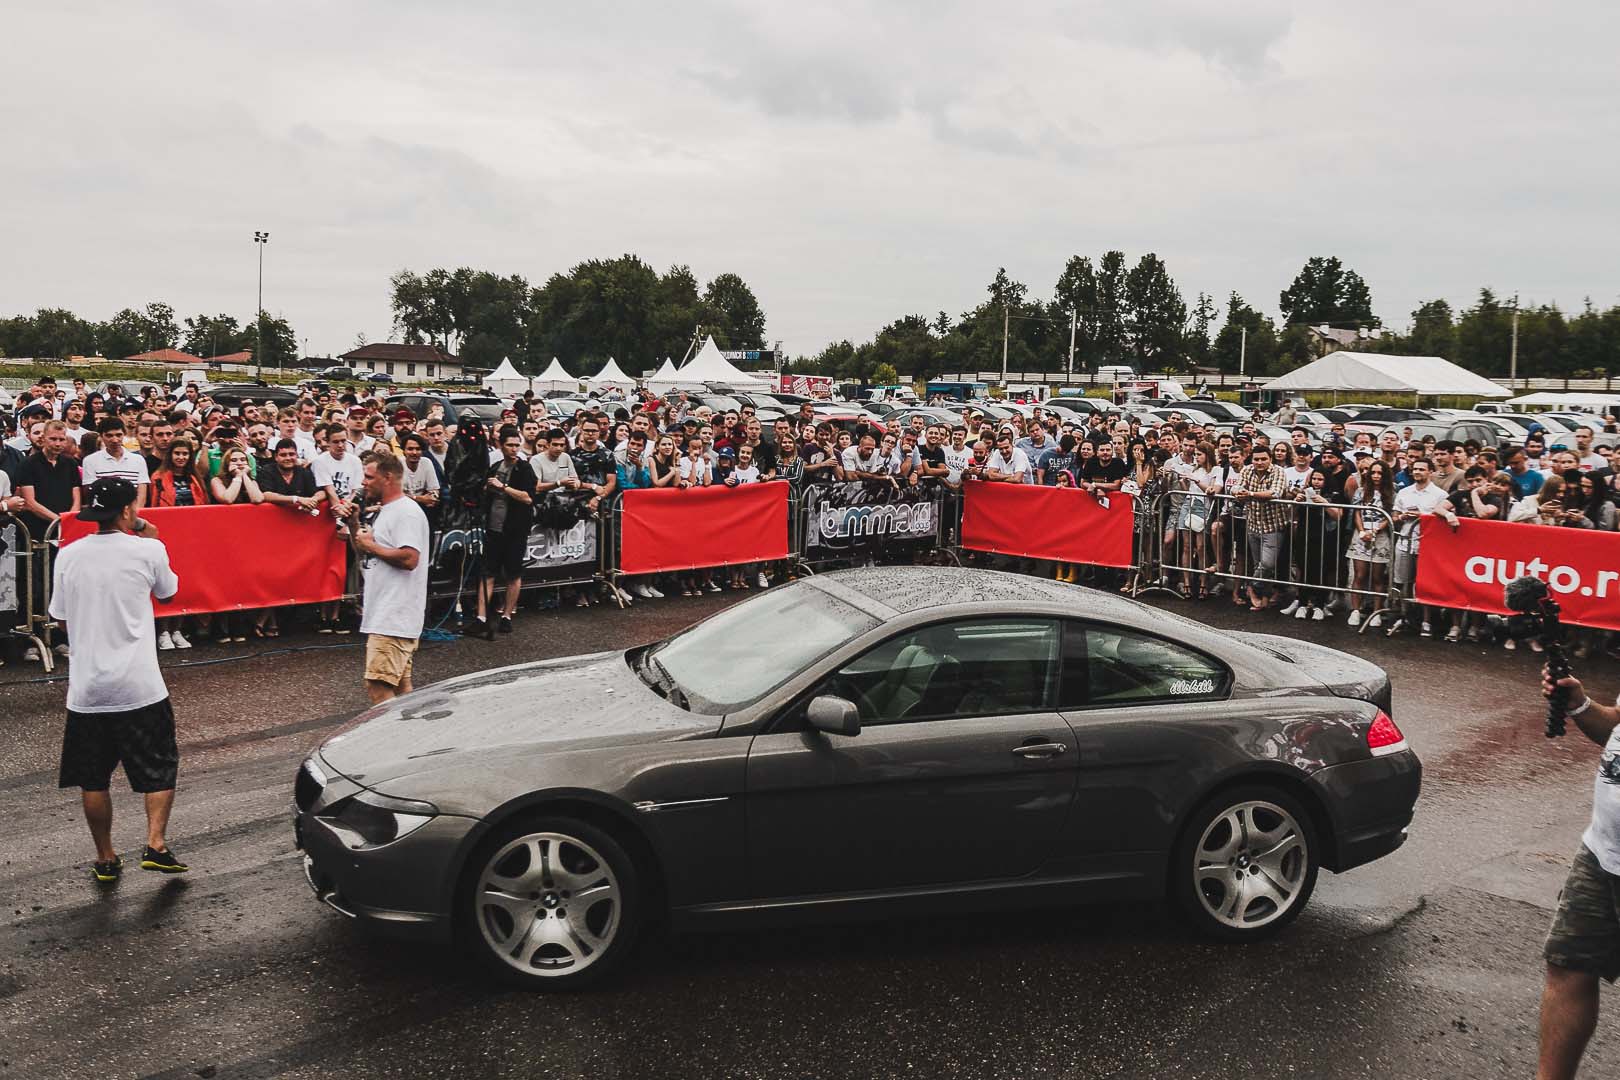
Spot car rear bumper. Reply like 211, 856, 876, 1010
1312, 749, 1422, 873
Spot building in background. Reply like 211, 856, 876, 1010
338, 343, 465, 381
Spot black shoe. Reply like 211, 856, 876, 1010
468, 617, 488, 639
498, 616, 513, 634
92, 855, 122, 883
140, 846, 189, 874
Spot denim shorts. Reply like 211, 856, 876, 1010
1546, 845, 1620, 982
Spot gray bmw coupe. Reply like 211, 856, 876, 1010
293, 567, 1419, 989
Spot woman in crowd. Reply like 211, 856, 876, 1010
1287, 469, 1343, 621
149, 438, 211, 650
209, 445, 267, 641
1508, 472, 1564, 524
1171, 442, 1218, 600
677, 435, 715, 596
1347, 459, 1395, 628
649, 434, 681, 488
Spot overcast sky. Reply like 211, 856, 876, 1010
5, 1, 1618, 361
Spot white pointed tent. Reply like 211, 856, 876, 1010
675, 337, 775, 389
586, 356, 634, 392
482, 357, 530, 396
645, 356, 681, 393
532, 357, 578, 394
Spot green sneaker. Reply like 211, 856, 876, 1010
139, 846, 189, 874
92, 855, 122, 884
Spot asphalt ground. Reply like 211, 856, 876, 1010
1, 578, 1616, 1079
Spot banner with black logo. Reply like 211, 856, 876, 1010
0, 521, 17, 615
805, 483, 940, 555
525, 518, 597, 571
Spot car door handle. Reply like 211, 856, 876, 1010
1011, 741, 1067, 759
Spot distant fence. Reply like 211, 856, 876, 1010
932, 371, 1620, 395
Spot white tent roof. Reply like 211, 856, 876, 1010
677, 337, 775, 388
1506, 391, 1620, 409
532, 357, 576, 391
482, 357, 529, 395
586, 356, 634, 389
1263, 352, 1508, 398
645, 356, 681, 390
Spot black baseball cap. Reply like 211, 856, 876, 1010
80, 477, 139, 523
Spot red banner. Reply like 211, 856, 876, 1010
960, 483, 1135, 567
1414, 516, 1620, 631
618, 481, 790, 575
60, 504, 348, 616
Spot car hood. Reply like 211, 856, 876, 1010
1234, 632, 1391, 713
317, 650, 718, 787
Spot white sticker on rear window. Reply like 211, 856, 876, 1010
1169, 678, 1215, 695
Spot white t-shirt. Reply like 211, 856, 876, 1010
49, 532, 179, 713
1580, 453, 1607, 471
312, 451, 364, 502
729, 464, 761, 485
943, 445, 973, 484
1391, 481, 1450, 553
359, 496, 431, 641
988, 447, 1030, 482
79, 448, 150, 489
1584, 694, 1620, 875
1284, 464, 1314, 491
678, 456, 711, 485
402, 458, 440, 497
292, 427, 320, 463
840, 447, 885, 475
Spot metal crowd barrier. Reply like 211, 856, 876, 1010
1150, 488, 1402, 631
5, 513, 55, 672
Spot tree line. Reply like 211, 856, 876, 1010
796, 254, 1620, 385
388, 258, 767, 373
0, 303, 299, 370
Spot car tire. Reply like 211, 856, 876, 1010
1170, 784, 1318, 942
458, 814, 643, 990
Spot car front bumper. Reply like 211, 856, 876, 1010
293, 759, 477, 943
1313, 748, 1423, 873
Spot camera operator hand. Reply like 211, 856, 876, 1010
1544, 666, 1620, 746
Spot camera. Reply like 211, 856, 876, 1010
1504, 576, 1570, 738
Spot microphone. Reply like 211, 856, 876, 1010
1503, 576, 1569, 737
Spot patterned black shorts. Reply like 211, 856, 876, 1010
57, 698, 178, 793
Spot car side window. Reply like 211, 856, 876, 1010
1060, 623, 1230, 709
820, 619, 1061, 726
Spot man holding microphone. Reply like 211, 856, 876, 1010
1539, 668, 1620, 1077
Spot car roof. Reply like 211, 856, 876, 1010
804, 565, 1145, 620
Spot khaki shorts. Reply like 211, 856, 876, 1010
364, 634, 418, 688
1545, 845, 1620, 982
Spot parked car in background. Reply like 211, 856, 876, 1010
318, 366, 359, 381
1182, 398, 1250, 423
366, 372, 395, 385
207, 383, 299, 409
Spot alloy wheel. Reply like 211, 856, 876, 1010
1192, 800, 1308, 930
475, 831, 622, 977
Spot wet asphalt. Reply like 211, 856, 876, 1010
0, 578, 1616, 1079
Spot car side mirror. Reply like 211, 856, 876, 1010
807, 694, 861, 737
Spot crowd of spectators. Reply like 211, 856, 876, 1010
3, 372, 1619, 664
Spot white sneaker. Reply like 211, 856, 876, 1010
632, 583, 652, 599
706, 582, 722, 593
1294, 605, 1309, 620
614, 586, 633, 605
1279, 600, 1300, 616
1311, 607, 1326, 621
1347, 610, 1363, 627
171, 630, 192, 649
1367, 613, 1383, 629
1445, 625, 1463, 642
53, 643, 70, 658
23, 647, 40, 662
1419, 622, 1433, 638
158, 631, 175, 651
757, 572, 770, 589
1504, 637, 1518, 651
646, 585, 664, 599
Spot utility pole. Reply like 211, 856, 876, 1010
253, 231, 270, 376
1001, 305, 1009, 386
1239, 326, 1247, 379
1509, 297, 1520, 389
1066, 308, 1077, 379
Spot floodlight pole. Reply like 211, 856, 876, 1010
253, 231, 270, 375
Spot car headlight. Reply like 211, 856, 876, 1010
319, 790, 439, 850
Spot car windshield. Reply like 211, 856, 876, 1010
641, 582, 879, 714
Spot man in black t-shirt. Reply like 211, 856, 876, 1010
917, 425, 949, 482
18, 421, 81, 539
257, 439, 322, 512
569, 418, 617, 514
1078, 439, 1129, 494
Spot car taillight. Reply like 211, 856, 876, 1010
1366, 710, 1408, 757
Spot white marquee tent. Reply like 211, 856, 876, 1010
1263, 352, 1508, 401
482, 357, 530, 396
1505, 390, 1620, 411
586, 356, 634, 391
532, 357, 577, 393
675, 337, 775, 389
645, 357, 681, 392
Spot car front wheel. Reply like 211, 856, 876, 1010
460, 816, 642, 990
1172, 785, 1318, 941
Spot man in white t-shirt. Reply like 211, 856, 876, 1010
311, 425, 364, 514
348, 455, 430, 703
79, 417, 150, 509
1574, 426, 1608, 471
985, 432, 1031, 483
49, 477, 187, 883
398, 432, 440, 510
1387, 459, 1458, 637
840, 432, 888, 482
943, 427, 974, 488
292, 400, 322, 463
1535, 669, 1620, 1078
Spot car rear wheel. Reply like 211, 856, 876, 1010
460, 815, 642, 990
1171, 785, 1318, 941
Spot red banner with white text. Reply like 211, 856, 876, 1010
618, 481, 790, 575
60, 504, 348, 617
960, 483, 1135, 567
1414, 516, 1620, 631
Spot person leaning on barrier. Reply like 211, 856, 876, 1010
1232, 443, 1288, 613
